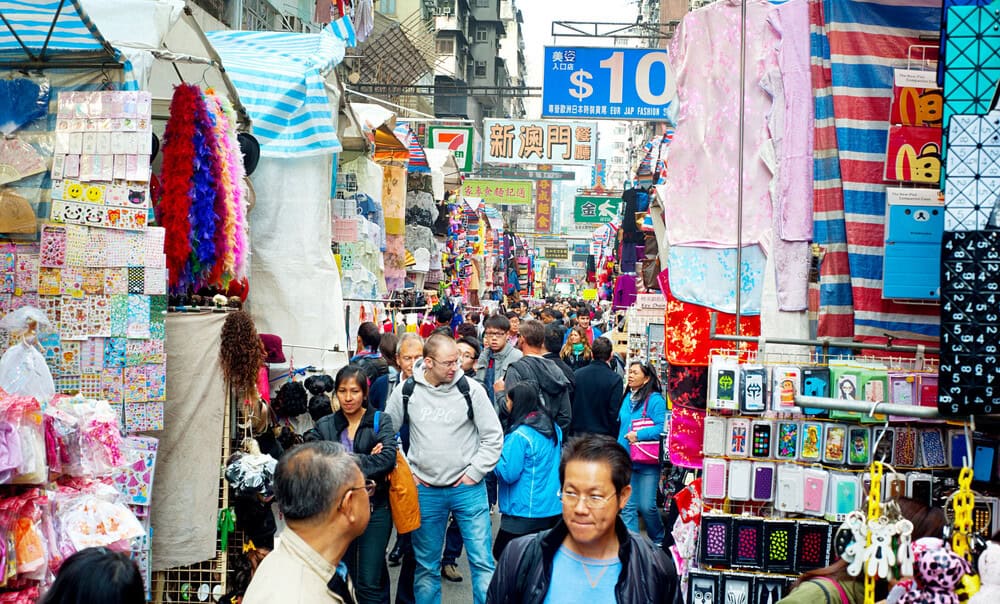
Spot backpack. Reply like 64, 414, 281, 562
401, 376, 474, 427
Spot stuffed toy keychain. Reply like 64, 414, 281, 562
968, 542, 1000, 604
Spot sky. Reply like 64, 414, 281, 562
518, 0, 641, 118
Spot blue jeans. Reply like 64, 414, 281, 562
413, 482, 494, 604
622, 463, 664, 544
441, 515, 463, 565
346, 503, 392, 603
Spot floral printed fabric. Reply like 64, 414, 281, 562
667, 244, 766, 315
663, 0, 777, 246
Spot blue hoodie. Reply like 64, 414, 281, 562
617, 391, 667, 454
495, 413, 563, 521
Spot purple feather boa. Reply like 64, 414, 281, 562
187, 92, 220, 282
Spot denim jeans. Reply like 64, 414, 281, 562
346, 503, 393, 604
621, 463, 664, 544
413, 482, 494, 604
441, 515, 463, 565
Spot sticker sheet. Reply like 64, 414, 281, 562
114, 436, 158, 506
124, 402, 163, 432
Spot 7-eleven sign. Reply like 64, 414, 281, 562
426, 126, 476, 173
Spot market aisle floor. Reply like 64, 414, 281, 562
386, 513, 499, 603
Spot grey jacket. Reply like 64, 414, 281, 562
475, 341, 523, 403
503, 355, 573, 433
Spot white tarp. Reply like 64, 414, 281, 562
247, 155, 348, 369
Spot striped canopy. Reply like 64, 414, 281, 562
0, 0, 119, 63
205, 29, 346, 158
395, 122, 429, 173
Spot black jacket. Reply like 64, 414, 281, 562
571, 360, 624, 438
542, 352, 576, 400
353, 354, 389, 385
504, 356, 573, 433
487, 517, 682, 604
304, 406, 397, 506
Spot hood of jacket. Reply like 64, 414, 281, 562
516, 356, 570, 397
520, 410, 556, 440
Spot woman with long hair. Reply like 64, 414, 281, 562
560, 326, 593, 371
493, 381, 563, 559
304, 365, 397, 603
777, 498, 946, 604
41, 547, 145, 604
617, 362, 667, 545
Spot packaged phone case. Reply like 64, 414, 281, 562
775, 464, 804, 513
823, 424, 847, 464
828, 472, 861, 517
885, 470, 906, 500
703, 416, 727, 457
751, 420, 774, 458
728, 460, 753, 501
708, 355, 740, 411
799, 421, 823, 462
918, 374, 938, 407
888, 373, 916, 420
727, 417, 751, 458
920, 429, 946, 467
859, 369, 889, 424
847, 427, 871, 466
894, 427, 918, 467
752, 461, 776, 501
771, 366, 801, 413
795, 522, 831, 572
775, 421, 799, 460
740, 365, 767, 414
732, 520, 765, 569
907, 472, 933, 506
948, 430, 969, 468
803, 467, 830, 516
873, 427, 895, 464
800, 367, 831, 415
829, 365, 862, 421
973, 440, 998, 482
763, 520, 797, 573
699, 515, 733, 567
703, 458, 728, 500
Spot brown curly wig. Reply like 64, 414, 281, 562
219, 310, 266, 403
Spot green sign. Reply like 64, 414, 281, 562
426, 125, 476, 172
574, 195, 622, 223
461, 179, 533, 205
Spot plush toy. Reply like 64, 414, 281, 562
969, 542, 1000, 604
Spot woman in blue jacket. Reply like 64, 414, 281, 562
494, 381, 563, 559
617, 362, 667, 545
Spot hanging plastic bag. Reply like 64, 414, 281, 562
0, 307, 55, 403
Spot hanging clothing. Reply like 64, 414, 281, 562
663, 0, 777, 247
667, 245, 767, 315
353, 0, 375, 43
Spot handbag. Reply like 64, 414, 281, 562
373, 412, 421, 534
667, 403, 706, 469
629, 395, 660, 464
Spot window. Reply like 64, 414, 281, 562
436, 38, 455, 54
475, 0, 490, 6
475, 25, 489, 43
380, 0, 396, 14
474, 61, 487, 78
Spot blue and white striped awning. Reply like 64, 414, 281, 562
205, 29, 346, 158
0, 0, 117, 61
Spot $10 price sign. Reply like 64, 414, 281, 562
542, 46, 678, 122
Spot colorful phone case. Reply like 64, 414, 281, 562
752, 462, 775, 501
703, 458, 728, 500
829, 472, 860, 516
803, 468, 829, 516
709, 356, 740, 411
775, 421, 799, 460
847, 427, 871, 466
728, 460, 752, 501
894, 427, 918, 467
727, 417, 751, 458
771, 366, 802, 412
799, 421, 823, 462
800, 367, 831, 415
823, 424, 847, 464
751, 420, 773, 458
740, 366, 768, 414
921, 429, 947, 467
873, 427, 895, 463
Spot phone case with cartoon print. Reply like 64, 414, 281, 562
799, 421, 824, 462
823, 424, 847, 464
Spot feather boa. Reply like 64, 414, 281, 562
207, 94, 239, 287
158, 84, 199, 292
188, 90, 219, 284
200, 92, 229, 288
219, 97, 249, 280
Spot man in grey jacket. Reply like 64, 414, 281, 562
475, 313, 523, 405
385, 334, 504, 604
499, 319, 573, 433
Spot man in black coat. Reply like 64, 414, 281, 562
570, 337, 624, 438
542, 322, 575, 400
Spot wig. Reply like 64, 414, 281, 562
219, 310, 265, 403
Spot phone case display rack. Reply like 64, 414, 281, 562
687, 348, 997, 604
624, 299, 668, 389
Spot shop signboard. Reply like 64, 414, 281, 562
573, 243, 590, 255
479, 166, 576, 180
544, 246, 569, 260
543, 46, 678, 122
574, 195, 622, 223
460, 178, 532, 205
535, 163, 553, 233
483, 119, 597, 166
591, 159, 607, 188
426, 125, 476, 172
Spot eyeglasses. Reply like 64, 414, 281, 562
431, 357, 460, 368
484, 330, 506, 338
559, 491, 617, 509
343, 480, 376, 502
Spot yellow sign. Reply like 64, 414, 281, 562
582, 288, 598, 300
460, 179, 533, 205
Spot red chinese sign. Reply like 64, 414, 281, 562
535, 164, 553, 233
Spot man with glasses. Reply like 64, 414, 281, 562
244, 441, 371, 604
475, 314, 522, 406
487, 435, 681, 604
385, 334, 503, 604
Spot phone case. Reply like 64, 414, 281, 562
885, 471, 907, 501
894, 427, 918, 467
703, 458, 728, 500
732, 519, 765, 569
823, 424, 847, 464
771, 366, 802, 412
795, 522, 832, 572
689, 571, 719, 604
847, 427, 871, 466
751, 420, 774, 458
752, 462, 776, 501
949, 430, 969, 468
920, 429, 947, 467
860, 372, 889, 424
727, 417, 751, 458
872, 427, 895, 463
708, 355, 740, 411
722, 574, 754, 604
776, 464, 804, 513
740, 365, 768, 414
974, 441, 998, 482
918, 374, 938, 407
799, 421, 824, 462
829, 472, 860, 516
763, 520, 797, 573
728, 460, 753, 501
699, 515, 733, 567
889, 373, 916, 420
829, 366, 862, 421
703, 416, 727, 457
907, 472, 933, 506
775, 421, 799, 460
801, 367, 831, 404
803, 468, 830, 516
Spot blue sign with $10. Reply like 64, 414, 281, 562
542, 46, 677, 122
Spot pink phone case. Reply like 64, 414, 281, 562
703, 458, 728, 500
803, 471, 828, 515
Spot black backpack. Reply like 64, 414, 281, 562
401, 376, 474, 427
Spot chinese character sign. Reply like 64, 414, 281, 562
426, 126, 476, 172
543, 46, 678, 122
535, 164, 553, 233
483, 119, 597, 166
460, 179, 533, 205
574, 195, 622, 224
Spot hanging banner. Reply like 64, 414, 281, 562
574, 195, 622, 223
591, 159, 607, 188
483, 119, 597, 166
382, 165, 406, 234
542, 46, 678, 122
426, 125, 476, 172
535, 163, 553, 233
460, 178, 533, 205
